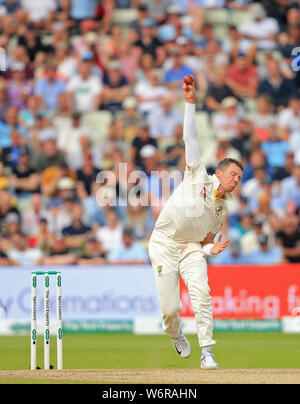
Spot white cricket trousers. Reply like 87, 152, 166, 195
149, 237, 215, 348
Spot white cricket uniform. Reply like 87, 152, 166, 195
148, 103, 231, 347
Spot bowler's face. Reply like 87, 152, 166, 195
216, 163, 243, 193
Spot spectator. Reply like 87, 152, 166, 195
57, 113, 95, 169
135, 69, 170, 115
212, 97, 241, 140
115, 96, 144, 141
108, 227, 149, 265
77, 180, 107, 228
96, 208, 123, 254
128, 3, 149, 41
242, 149, 273, 183
165, 124, 185, 168
231, 118, 252, 159
101, 122, 127, 169
50, 21, 70, 52
127, 202, 154, 240
1, 129, 28, 168
260, 124, 289, 171
66, 59, 102, 113
7, 232, 43, 266
7, 61, 33, 110
135, 52, 156, 84
72, 19, 98, 56
164, 47, 194, 96
0, 85, 9, 121
203, 130, 241, 171
4, 212, 22, 241
118, 39, 140, 84
46, 196, 74, 235
146, 0, 172, 25
20, 0, 57, 27
101, 59, 130, 114
233, 209, 253, 237
55, 42, 78, 82
0, 106, 28, 149
0, 247, 14, 265
62, 202, 92, 254
9, 145, 40, 197
22, 193, 50, 238
240, 217, 265, 256
255, 192, 273, 222
17, 23, 50, 63
248, 233, 283, 265
77, 235, 106, 265
70, 0, 99, 28
237, 2, 280, 52
76, 151, 99, 196
175, 36, 210, 90
33, 128, 68, 174
0, 188, 21, 234
133, 18, 164, 66
33, 128, 69, 197
274, 151, 295, 181
131, 122, 158, 170
167, 3, 207, 36
280, 160, 300, 213
194, 24, 224, 59
35, 218, 55, 256
223, 25, 257, 63
258, 57, 297, 111
279, 22, 300, 62
242, 167, 271, 201
6, 44, 33, 80
226, 52, 258, 99
284, 6, 300, 31
252, 95, 276, 131
205, 64, 234, 113
51, 92, 73, 135
35, 62, 66, 111
278, 97, 300, 141
276, 215, 300, 263
148, 96, 182, 140
138, 144, 176, 215
40, 234, 77, 265
19, 94, 46, 131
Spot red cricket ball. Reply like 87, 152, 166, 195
184, 75, 194, 85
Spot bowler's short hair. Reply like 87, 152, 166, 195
216, 158, 244, 172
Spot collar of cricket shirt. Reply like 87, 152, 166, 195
212, 174, 233, 202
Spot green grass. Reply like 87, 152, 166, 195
0, 332, 300, 371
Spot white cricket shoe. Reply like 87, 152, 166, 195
172, 330, 191, 359
201, 349, 219, 369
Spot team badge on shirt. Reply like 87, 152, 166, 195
157, 265, 163, 276
215, 206, 223, 218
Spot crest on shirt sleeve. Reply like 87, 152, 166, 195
200, 186, 206, 200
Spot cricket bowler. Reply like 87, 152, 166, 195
148, 79, 244, 369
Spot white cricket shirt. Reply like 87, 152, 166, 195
152, 158, 231, 244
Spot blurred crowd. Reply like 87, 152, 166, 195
0, 0, 300, 267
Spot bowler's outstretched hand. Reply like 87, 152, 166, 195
210, 234, 230, 255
